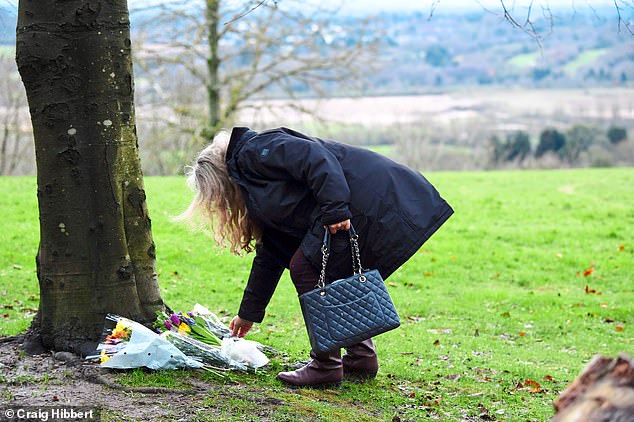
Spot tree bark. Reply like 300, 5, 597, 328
16, 0, 164, 355
206, 0, 220, 135
553, 354, 634, 422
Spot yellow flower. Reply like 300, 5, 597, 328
178, 322, 191, 334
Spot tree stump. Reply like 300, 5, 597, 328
553, 354, 634, 421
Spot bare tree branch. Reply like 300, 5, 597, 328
223, 0, 270, 26
613, 0, 634, 35
428, 0, 441, 21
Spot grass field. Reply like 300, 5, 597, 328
564, 48, 608, 74
506, 51, 539, 68
1, 168, 633, 420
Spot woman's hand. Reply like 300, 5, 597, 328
229, 315, 254, 338
328, 219, 351, 234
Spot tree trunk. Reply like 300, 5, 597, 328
15, 0, 164, 355
553, 354, 634, 422
206, 0, 220, 135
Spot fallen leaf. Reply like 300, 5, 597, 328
388, 282, 398, 287
2, 313, 9, 319
517, 379, 542, 393
583, 265, 594, 277
519, 331, 527, 336
423, 396, 442, 406
615, 324, 624, 332
477, 403, 495, 421
501, 311, 511, 317
585, 285, 596, 294
433, 339, 440, 346
604, 318, 614, 323
423, 273, 433, 277
543, 375, 554, 381
618, 245, 625, 251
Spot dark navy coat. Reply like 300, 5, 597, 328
225, 127, 453, 322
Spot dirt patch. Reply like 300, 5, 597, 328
0, 337, 287, 421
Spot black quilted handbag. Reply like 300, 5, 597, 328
299, 225, 400, 353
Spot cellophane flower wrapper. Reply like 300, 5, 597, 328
161, 331, 249, 372
221, 337, 269, 368
154, 304, 270, 370
89, 314, 204, 370
191, 304, 232, 339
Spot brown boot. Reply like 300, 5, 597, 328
342, 338, 378, 379
277, 349, 342, 387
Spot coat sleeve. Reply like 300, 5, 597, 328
242, 129, 353, 225
237, 241, 285, 323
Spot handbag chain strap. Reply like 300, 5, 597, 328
317, 224, 365, 291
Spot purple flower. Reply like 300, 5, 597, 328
187, 312, 194, 317
170, 314, 181, 326
164, 320, 173, 330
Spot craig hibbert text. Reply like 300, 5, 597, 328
3, 406, 99, 421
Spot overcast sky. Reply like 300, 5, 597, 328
303, 0, 617, 12
2, 0, 622, 15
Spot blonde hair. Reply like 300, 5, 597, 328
178, 130, 260, 254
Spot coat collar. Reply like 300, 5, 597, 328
226, 126, 257, 161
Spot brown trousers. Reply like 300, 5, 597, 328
288, 248, 323, 296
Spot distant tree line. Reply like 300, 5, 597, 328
491, 125, 629, 165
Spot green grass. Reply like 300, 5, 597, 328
507, 51, 540, 68
1, 168, 633, 420
364, 144, 394, 157
564, 48, 608, 74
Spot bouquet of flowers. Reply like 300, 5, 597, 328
88, 314, 205, 370
154, 304, 230, 347
154, 304, 269, 370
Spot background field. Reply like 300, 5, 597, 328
0, 168, 632, 420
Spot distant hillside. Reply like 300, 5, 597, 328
373, 8, 633, 91
1, 5, 632, 91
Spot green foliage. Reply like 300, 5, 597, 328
536, 128, 566, 158
491, 131, 532, 163
607, 126, 627, 145
562, 124, 602, 163
425, 45, 452, 67
1, 170, 633, 420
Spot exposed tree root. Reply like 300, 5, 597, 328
80, 366, 203, 395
